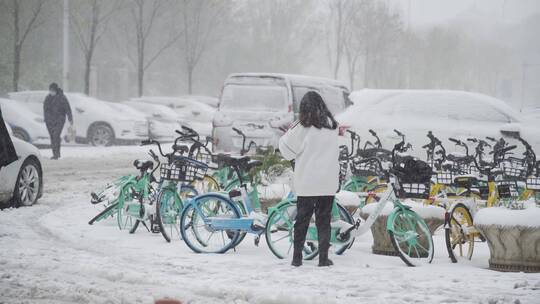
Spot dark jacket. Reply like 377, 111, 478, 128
0, 108, 18, 169
43, 90, 73, 127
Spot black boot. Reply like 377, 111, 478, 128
291, 249, 303, 267
318, 251, 333, 267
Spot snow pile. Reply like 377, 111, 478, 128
475, 203, 540, 228
361, 199, 445, 219
335, 190, 362, 207
337, 89, 540, 159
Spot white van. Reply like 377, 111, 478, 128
213, 73, 351, 152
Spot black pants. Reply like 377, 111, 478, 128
294, 196, 334, 261
46, 123, 63, 158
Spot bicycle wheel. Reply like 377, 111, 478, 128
156, 189, 183, 242
266, 202, 316, 259
445, 202, 475, 263
180, 194, 241, 253
117, 200, 137, 231
388, 208, 434, 266
88, 202, 119, 225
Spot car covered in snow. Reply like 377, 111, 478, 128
0, 121, 43, 207
122, 100, 182, 141
178, 95, 219, 108
338, 89, 540, 157
8, 91, 149, 146
0, 98, 50, 146
131, 96, 215, 136
212, 73, 351, 153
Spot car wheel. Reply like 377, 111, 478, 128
12, 127, 30, 143
13, 158, 42, 207
89, 124, 114, 146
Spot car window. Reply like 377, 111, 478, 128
320, 86, 347, 114
221, 84, 288, 112
443, 97, 511, 123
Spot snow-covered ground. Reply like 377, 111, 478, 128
1, 146, 539, 304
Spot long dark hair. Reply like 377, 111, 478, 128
299, 91, 338, 130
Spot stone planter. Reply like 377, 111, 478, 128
475, 206, 540, 273
360, 202, 444, 256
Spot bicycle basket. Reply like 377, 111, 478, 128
351, 158, 384, 178
526, 176, 540, 190
502, 157, 527, 181
436, 171, 454, 185
398, 182, 430, 199
497, 180, 519, 198
160, 157, 208, 182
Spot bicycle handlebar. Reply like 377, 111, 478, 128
490, 144, 517, 155
449, 138, 461, 145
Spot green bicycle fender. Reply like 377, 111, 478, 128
385, 206, 414, 232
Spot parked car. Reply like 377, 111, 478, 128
131, 96, 215, 136
338, 90, 540, 158
178, 95, 219, 107
123, 100, 182, 141
0, 98, 50, 146
9, 91, 148, 146
0, 122, 43, 207
212, 73, 351, 153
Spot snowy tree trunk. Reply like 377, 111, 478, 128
475, 224, 540, 273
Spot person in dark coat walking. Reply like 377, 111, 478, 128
0, 107, 18, 171
44, 83, 73, 159
279, 91, 340, 267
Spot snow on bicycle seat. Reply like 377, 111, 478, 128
246, 160, 263, 170
133, 159, 154, 171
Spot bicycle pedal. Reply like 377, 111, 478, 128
151, 225, 161, 233
226, 230, 236, 240
254, 236, 260, 247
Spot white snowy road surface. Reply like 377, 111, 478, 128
1, 147, 539, 304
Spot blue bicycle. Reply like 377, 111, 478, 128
179, 154, 276, 253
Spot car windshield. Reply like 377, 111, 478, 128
220, 81, 288, 112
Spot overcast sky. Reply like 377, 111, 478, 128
389, 0, 540, 28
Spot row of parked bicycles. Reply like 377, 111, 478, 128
338, 128, 540, 263
88, 124, 539, 267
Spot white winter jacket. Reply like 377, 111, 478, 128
279, 121, 339, 196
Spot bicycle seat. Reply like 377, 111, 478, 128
215, 154, 251, 167
446, 153, 470, 163
133, 159, 154, 171
453, 175, 477, 188
246, 159, 263, 171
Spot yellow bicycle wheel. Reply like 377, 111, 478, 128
445, 203, 475, 263
191, 175, 220, 195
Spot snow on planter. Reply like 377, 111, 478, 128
474, 203, 540, 228
361, 199, 445, 219
475, 204, 540, 273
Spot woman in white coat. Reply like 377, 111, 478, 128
279, 91, 340, 267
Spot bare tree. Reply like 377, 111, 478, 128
343, 1, 404, 89
1, 0, 45, 91
179, 0, 227, 94
326, 0, 354, 80
126, 0, 183, 97
71, 0, 121, 95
